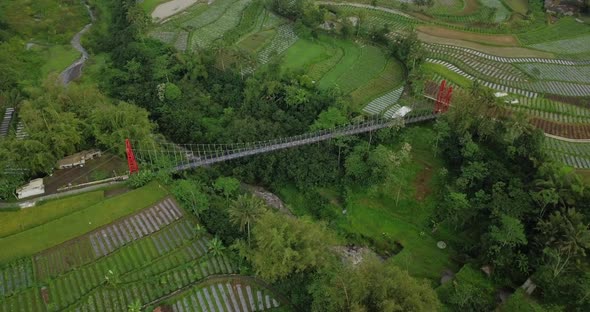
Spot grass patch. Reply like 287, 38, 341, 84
39, 45, 81, 77
319, 42, 388, 94
0, 191, 105, 238
502, 0, 528, 14
423, 62, 473, 88
349, 59, 405, 112
281, 38, 331, 72
0, 182, 168, 263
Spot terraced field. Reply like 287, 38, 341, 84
159, 277, 285, 311
150, 0, 255, 50
0, 192, 281, 311
544, 137, 590, 169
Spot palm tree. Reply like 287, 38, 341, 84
228, 194, 266, 247
207, 237, 226, 257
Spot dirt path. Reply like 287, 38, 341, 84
152, 0, 201, 21
59, 0, 95, 84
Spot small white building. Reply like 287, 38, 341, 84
16, 178, 45, 199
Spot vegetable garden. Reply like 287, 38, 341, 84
0, 187, 284, 312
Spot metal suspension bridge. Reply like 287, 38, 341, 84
130, 111, 440, 173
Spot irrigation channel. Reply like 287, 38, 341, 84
59, 0, 95, 84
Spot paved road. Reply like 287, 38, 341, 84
60, 0, 95, 84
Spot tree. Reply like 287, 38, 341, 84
90, 101, 154, 156
172, 179, 210, 217
537, 209, 590, 278
213, 176, 240, 199
490, 214, 527, 248
207, 236, 226, 257
311, 257, 440, 311
241, 211, 336, 282
228, 194, 266, 246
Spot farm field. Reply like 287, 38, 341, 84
0, 182, 168, 263
544, 137, 590, 169
160, 276, 286, 311
0, 191, 104, 238
0, 183, 285, 311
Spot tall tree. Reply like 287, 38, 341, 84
311, 257, 440, 312
228, 194, 266, 246
240, 211, 336, 281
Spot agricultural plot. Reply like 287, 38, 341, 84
424, 43, 529, 82
529, 34, 590, 55
517, 18, 590, 46
33, 197, 183, 281
322, 4, 417, 31
530, 118, 590, 139
544, 138, 590, 169
514, 63, 590, 84
257, 24, 298, 64
320, 44, 387, 94
363, 86, 404, 116
479, 0, 510, 23
506, 97, 590, 124
425, 58, 538, 97
0, 259, 34, 296
164, 278, 282, 312
190, 0, 252, 49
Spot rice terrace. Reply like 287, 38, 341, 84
1, 0, 590, 311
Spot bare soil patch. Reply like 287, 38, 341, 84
417, 26, 519, 46
530, 118, 590, 139
105, 186, 131, 198
151, 0, 200, 21
414, 162, 434, 201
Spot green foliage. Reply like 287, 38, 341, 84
171, 179, 210, 216
127, 170, 156, 189
437, 265, 495, 311
213, 176, 241, 199
310, 257, 440, 311
240, 211, 336, 282
228, 194, 267, 246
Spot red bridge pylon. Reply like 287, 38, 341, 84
125, 139, 139, 175
434, 80, 453, 114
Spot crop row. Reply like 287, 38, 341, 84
169, 281, 280, 312
221, 0, 264, 44
0, 259, 34, 297
45, 218, 202, 310
529, 34, 590, 55
545, 138, 590, 169
363, 86, 404, 115
89, 198, 183, 258
258, 24, 298, 64
424, 43, 528, 81
518, 18, 590, 46
68, 254, 236, 311
505, 97, 590, 124
479, 0, 510, 23
190, 0, 253, 49
429, 43, 590, 66
0, 287, 44, 312
514, 63, 590, 84
426, 58, 538, 97
322, 4, 417, 31
34, 197, 183, 280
